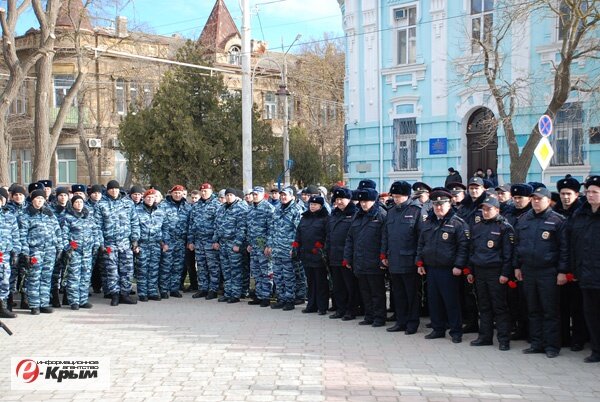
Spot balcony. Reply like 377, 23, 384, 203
50, 106, 93, 128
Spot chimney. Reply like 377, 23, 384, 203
116, 16, 128, 38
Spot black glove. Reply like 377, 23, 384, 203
291, 248, 299, 261
10, 251, 18, 267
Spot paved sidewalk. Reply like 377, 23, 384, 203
1, 293, 599, 401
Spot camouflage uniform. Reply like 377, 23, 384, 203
246, 198, 275, 301
212, 200, 247, 300
95, 194, 140, 297
159, 196, 191, 293
61, 207, 102, 306
6, 200, 27, 296
19, 206, 64, 309
136, 202, 166, 298
0, 207, 21, 303
48, 203, 69, 299
268, 200, 302, 304
188, 194, 221, 293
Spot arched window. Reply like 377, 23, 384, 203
229, 46, 241, 65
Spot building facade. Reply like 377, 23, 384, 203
338, 0, 600, 190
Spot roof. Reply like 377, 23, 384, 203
56, 0, 93, 32
198, 0, 241, 52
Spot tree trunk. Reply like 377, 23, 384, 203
0, 119, 11, 184
78, 101, 97, 183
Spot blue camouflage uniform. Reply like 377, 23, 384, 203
268, 200, 302, 304
95, 193, 140, 297
85, 197, 103, 291
19, 205, 64, 309
61, 206, 102, 306
188, 194, 221, 293
6, 200, 27, 295
212, 199, 247, 300
159, 196, 191, 293
48, 202, 69, 297
0, 207, 21, 303
136, 202, 166, 298
246, 198, 275, 301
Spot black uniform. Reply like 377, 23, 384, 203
416, 209, 470, 338
469, 215, 514, 346
326, 202, 359, 319
295, 207, 329, 313
568, 200, 600, 360
514, 207, 568, 353
381, 199, 424, 333
344, 204, 387, 326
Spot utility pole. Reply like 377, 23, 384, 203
241, 0, 252, 189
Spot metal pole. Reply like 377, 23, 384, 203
241, 0, 252, 189
282, 57, 290, 187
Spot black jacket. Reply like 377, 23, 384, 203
504, 203, 531, 228
445, 172, 463, 187
568, 201, 600, 289
553, 197, 583, 219
343, 204, 387, 275
325, 202, 358, 266
381, 199, 424, 274
469, 214, 514, 277
416, 209, 470, 269
513, 207, 568, 273
295, 207, 329, 268
456, 192, 486, 228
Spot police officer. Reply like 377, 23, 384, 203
381, 180, 423, 334
0, 189, 20, 318
326, 187, 359, 320
87, 184, 104, 294
514, 187, 568, 358
468, 196, 514, 350
447, 182, 467, 208
416, 188, 470, 343
344, 188, 387, 328
49, 186, 70, 307
495, 184, 513, 215
568, 175, 600, 363
412, 182, 432, 212
246, 186, 276, 307
189, 183, 222, 300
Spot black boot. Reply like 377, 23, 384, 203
62, 291, 69, 306
110, 294, 120, 306
119, 294, 137, 305
7, 293, 14, 312
20, 292, 29, 310
0, 300, 16, 318
51, 289, 61, 308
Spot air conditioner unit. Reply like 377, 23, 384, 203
88, 138, 102, 148
394, 8, 407, 21
111, 138, 121, 148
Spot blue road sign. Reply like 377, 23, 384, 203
538, 115, 553, 137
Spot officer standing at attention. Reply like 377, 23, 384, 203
514, 186, 568, 358
0, 188, 20, 318
416, 188, 470, 343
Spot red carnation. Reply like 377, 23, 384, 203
0, 257, 3, 264
342, 259, 348, 267
565, 273, 575, 282
314, 241, 324, 249
268, 272, 274, 279
311, 248, 318, 255
69, 241, 79, 250
291, 241, 299, 248
508, 280, 517, 289
30, 256, 38, 265
106, 247, 112, 255
416, 260, 424, 268
0, 251, 3, 257
462, 267, 472, 276
379, 253, 386, 261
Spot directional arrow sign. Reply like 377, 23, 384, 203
534, 136, 554, 170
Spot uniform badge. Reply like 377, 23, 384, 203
475, 216, 481, 223
442, 232, 449, 240
487, 240, 494, 248
542, 231, 550, 240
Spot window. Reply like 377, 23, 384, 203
114, 151, 128, 184
396, 6, 417, 65
392, 118, 418, 171
471, 0, 494, 53
54, 75, 74, 108
228, 46, 241, 65
115, 78, 125, 114
551, 103, 584, 166
10, 83, 27, 115
57, 148, 77, 184
264, 92, 277, 120
10, 150, 17, 183
21, 150, 32, 184
129, 82, 139, 112
590, 126, 600, 144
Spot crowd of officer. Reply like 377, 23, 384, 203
0, 173, 599, 364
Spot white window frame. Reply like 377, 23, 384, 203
21, 150, 32, 184
470, 0, 494, 53
53, 75, 75, 108
393, 4, 418, 65
9, 83, 27, 115
114, 150, 128, 184
551, 102, 585, 166
56, 147, 78, 184
115, 78, 126, 115
228, 46, 241, 66
10, 150, 18, 183
264, 92, 277, 120
392, 117, 418, 171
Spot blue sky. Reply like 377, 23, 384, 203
14, 0, 344, 54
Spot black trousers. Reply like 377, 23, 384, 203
581, 288, 600, 355
90, 251, 102, 292
180, 248, 199, 290
474, 268, 510, 344
523, 268, 560, 352
330, 265, 359, 316
461, 279, 479, 328
427, 267, 462, 337
356, 273, 386, 324
508, 280, 528, 336
304, 265, 329, 312
559, 281, 589, 347
390, 272, 420, 332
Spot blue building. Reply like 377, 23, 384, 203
338, 0, 600, 190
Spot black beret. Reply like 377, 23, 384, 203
556, 175, 581, 193
71, 195, 84, 205
332, 187, 352, 200
29, 182, 44, 193
225, 188, 237, 196
511, 183, 533, 197
107, 180, 120, 190
90, 184, 103, 194
308, 195, 325, 205
585, 175, 600, 189
389, 180, 411, 196
358, 179, 377, 190
71, 184, 87, 193
412, 181, 431, 193
0, 187, 8, 200
129, 185, 144, 195
30, 189, 46, 200
55, 186, 69, 196
11, 185, 26, 196
356, 188, 378, 201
